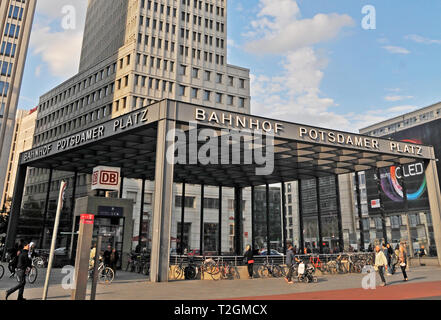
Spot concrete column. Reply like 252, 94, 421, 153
150, 119, 175, 283
200, 184, 205, 254
281, 182, 287, 254
425, 159, 441, 265
298, 180, 305, 251
355, 173, 365, 250
3, 164, 27, 259
180, 182, 186, 255
139, 178, 146, 248
335, 175, 344, 253
218, 186, 222, 256
251, 186, 256, 252
315, 178, 323, 254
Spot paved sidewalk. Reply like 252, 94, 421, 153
1, 264, 440, 300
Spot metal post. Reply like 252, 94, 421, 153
180, 182, 186, 255
218, 186, 222, 256
234, 187, 243, 256
150, 118, 175, 283
68, 172, 78, 261
40, 168, 54, 248
375, 168, 388, 243
139, 178, 146, 248
355, 172, 365, 251
251, 186, 256, 252
119, 175, 124, 198
281, 182, 288, 255
298, 180, 305, 251
90, 235, 102, 301
425, 158, 441, 266
266, 184, 271, 255
43, 181, 67, 300
3, 163, 27, 260
200, 184, 205, 255
315, 178, 324, 254
399, 166, 414, 257
334, 175, 344, 253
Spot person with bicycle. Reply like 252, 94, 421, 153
3, 243, 32, 300
285, 244, 300, 284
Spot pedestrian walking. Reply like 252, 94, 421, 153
244, 245, 254, 279
285, 244, 299, 284
103, 245, 112, 267
110, 248, 119, 275
386, 243, 394, 275
398, 243, 408, 281
3, 243, 32, 300
374, 245, 388, 287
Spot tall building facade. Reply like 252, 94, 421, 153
0, 0, 36, 209
358, 102, 440, 256
20, 0, 251, 252
1, 107, 37, 213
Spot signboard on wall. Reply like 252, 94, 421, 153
92, 166, 121, 191
97, 206, 124, 217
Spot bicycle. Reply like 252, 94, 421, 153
169, 258, 186, 280
258, 259, 284, 278
211, 261, 240, 281
89, 259, 115, 284
15, 265, 38, 284
0, 264, 4, 280
309, 254, 328, 274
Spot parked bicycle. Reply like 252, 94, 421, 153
258, 259, 284, 278
89, 258, 115, 284
0, 264, 4, 280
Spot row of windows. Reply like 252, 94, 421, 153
181, 0, 225, 17
3, 23, 21, 39
181, 28, 225, 49
38, 54, 132, 113
136, 53, 175, 71
0, 41, 17, 58
179, 65, 246, 88
181, 12, 225, 33
8, 4, 24, 21
179, 44, 225, 64
176, 85, 245, 107
137, 33, 176, 52
0, 81, 10, 97
0, 61, 13, 77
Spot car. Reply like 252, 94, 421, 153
259, 249, 283, 256
54, 247, 67, 256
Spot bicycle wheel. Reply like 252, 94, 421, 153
230, 266, 240, 280
142, 263, 150, 276
33, 257, 45, 269
174, 266, 184, 280
0, 264, 4, 280
258, 266, 270, 278
271, 265, 283, 278
210, 268, 222, 281
99, 267, 114, 284
28, 267, 38, 284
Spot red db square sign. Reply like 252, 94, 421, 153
92, 166, 121, 191
80, 214, 95, 225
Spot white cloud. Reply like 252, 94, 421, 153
244, 0, 354, 54
29, 0, 88, 78
384, 95, 413, 102
382, 46, 410, 55
386, 105, 417, 113
405, 34, 441, 45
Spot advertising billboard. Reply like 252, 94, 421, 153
365, 117, 441, 214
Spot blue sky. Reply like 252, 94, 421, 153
17, 0, 441, 132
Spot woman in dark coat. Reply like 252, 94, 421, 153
244, 245, 254, 279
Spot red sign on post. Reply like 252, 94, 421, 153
80, 214, 95, 225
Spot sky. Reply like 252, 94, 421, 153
17, 0, 441, 133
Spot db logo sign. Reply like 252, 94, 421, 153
92, 166, 121, 191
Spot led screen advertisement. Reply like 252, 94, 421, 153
365, 117, 441, 214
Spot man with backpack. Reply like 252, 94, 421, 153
285, 244, 299, 284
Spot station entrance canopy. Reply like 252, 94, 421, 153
7, 99, 441, 282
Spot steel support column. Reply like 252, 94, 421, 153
40, 168, 54, 248
68, 171, 78, 261
298, 180, 305, 252
266, 184, 271, 254
335, 175, 344, 253
180, 182, 186, 255
355, 173, 365, 251
150, 119, 175, 283
3, 164, 28, 260
315, 178, 324, 254
375, 168, 388, 243
398, 166, 413, 257
424, 158, 441, 266
200, 184, 205, 255
234, 187, 243, 256
251, 186, 256, 252
139, 178, 146, 248
218, 186, 222, 256
281, 183, 287, 254
119, 175, 124, 198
